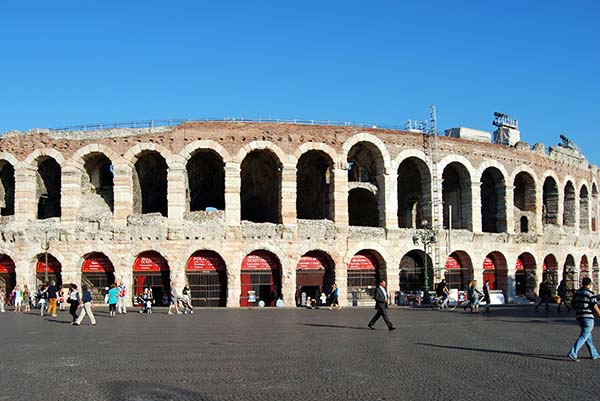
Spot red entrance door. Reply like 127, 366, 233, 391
483, 257, 496, 290
240, 251, 281, 307
82, 253, 115, 303
133, 252, 170, 306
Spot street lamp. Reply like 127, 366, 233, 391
41, 231, 50, 283
412, 219, 437, 304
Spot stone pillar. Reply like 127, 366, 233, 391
332, 167, 349, 226
471, 182, 482, 233
167, 159, 186, 240
280, 253, 296, 307
60, 165, 81, 226
224, 162, 241, 226
505, 185, 515, 233
226, 252, 241, 307
281, 163, 297, 225
386, 257, 400, 304
535, 185, 544, 235
383, 172, 398, 229
14, 166, 37, 222
335, 255, 349, 307
112, 163, 133, 226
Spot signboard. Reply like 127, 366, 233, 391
348, 252, 377, 271
242, 251, 279, 271
445, 256, 460, 269
36, 255, 61, 273
82, 254, 114, 272
0, 256, 15, 273
133, 252, 169, 272
516, 258, 524, 271
483, 257, 495, 271
186, 251, 225, 272
297, 253, 328, 271
247, 290, 256, 303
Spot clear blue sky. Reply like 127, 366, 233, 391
1, 1, 599, 163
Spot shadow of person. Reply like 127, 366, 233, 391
416, 342, 566, 361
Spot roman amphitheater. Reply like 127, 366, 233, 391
0, 119, 597, 307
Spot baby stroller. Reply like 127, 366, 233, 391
136, 293, 153, 314
178, 295, 194, 314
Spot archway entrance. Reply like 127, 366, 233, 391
444, 252, 473, 291
347, 251, 382, 303
36, 254, 62, 287
0, 255, 16, 295
240, 251, 281, 307
485, 252, 508, 297
81, 253, 115, 303
133, 252, 170, 307
483, 257, 496, 290
399, 250, 433, 294
186, 251, 227, 307
516, 254, 536, 300
295, 251, 334, 306
542, 255, 559, 289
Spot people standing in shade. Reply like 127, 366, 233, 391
168, 282, 180, 315
557, 279, 571, 312
74, 285, 96, 326
117, 281, 127, 314
46, 280, 58, 317
535, 278, 552, 312
67, 284, 80, 325
13, 285, 22, 312
368, 280, 396, 331
329, 283, 341, 310
568, 277, 600, 362
482, 280, 491, 313
107, 283, 119, 318
22, 284, 31, 313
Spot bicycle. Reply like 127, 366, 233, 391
431, 295, 458, 311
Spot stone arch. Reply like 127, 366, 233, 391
512, 169, 537, 233
35, 156, 62, 219
563, 179, 576, 227
480, 166, 507, 233
444, 250, 473, 291
542, 175, 560, 226
397, 155, 431, 229
0, 158, 15, 216
185, 249, 228, 307
296, 149, 334, 220
295, 250, 336, 305
240, 249, 282, 307
0, 254, 16, 295
347, 249, 387, 304
80, 152, 115, 214
294, 143, 338, 168
180, 140, 232, 164
399, 249, 433, 294
241, 149, 282, 223
23, 148, 66, 167
484, 251, 508, 296
186, 148, 225, 212
592, 183, 599, 231
580, 183, 590, 230
580, 255, 590, 282
235, 141, 288, 165
70, 144, 121, 170
132, 150, 169, 216
122, 143, 174, 168
542, 254, 559, 288
441, 159, 473, 230
341, 133, 392, 173
348, 188, 378, 226
516, 252, 537, 300
563, 254, 578, 294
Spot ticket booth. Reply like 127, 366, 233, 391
81, 253, 115, 303
296, 251, 334, 306
133, 251, 170, 306
186, 251, 227, 307
36, 254, 62, 287
0, 255, 16, 295
347, 251, 381, 303
240, 250, 281, 307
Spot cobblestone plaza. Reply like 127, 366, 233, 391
0, 306, 597, 401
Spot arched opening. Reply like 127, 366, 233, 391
580, 185, 589, 230
543, 177, 559, 226
542, 254, 559, 289
241, 150, 282, 223
82, 153, 114, 213
515, 253, 536, 300
240, 250, 282, 307
348, 188, 378, 226
296, 151, 334, 220
485, 252, 508, 297
295, 251, 335, 306
133, 151, 168, 216
186, 150, 225, 212
580, 255, 590, 285
442, 162, 472, 230
513, 172, 536, 233
0, 255, 16, 295
133, 251, 170, 307
397, 157, 431, 229
0, 161, 15, 216
563, 254, 577, 298
480, 167, 506, 233
592, 184, 598, 231
81, 252, 115, 303
444, 252, 473, 292
347, 142, 385, 227
563, 181, 576, 226
347, 250, 384, 303
593, 257, 599, 288
36, 254, 62, 287
186, 250, 227, 307
36, 157, 61, 219
399, 250, 433, 295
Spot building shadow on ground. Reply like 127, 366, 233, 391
298, 323, 371, 330
416, 342, 567, 362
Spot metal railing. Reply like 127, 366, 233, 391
49, 117, 407, 132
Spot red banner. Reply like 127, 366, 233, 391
186, 251, 225, 272
242, 251, 280, 271
483, 257, 495, 271
82, 254, 114, 272
516, 258, 524, 271
297, 254, 328, 271
133, 252, 169, 272
0, 256, 15, 273
348, 252, 377, 271
445, 256, 460, 269
36, 255, 61, 273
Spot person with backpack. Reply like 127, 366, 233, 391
568, 277, 600, 362
535, 278, 552, 312
557, 279, 571, 312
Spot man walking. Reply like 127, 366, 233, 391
47, 280, 58, 317
568, 277, 600, 362
368, 280, 396, 331
535, 278, 551, 312
74, 285, 96, 326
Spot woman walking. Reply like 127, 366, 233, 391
68, 284, 80, 324
107, 283, 119, 317
22, 284, 31, 312
329, 283, 341, 310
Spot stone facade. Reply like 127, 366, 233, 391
0, 121, 598, 306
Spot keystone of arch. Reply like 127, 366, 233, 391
293, 143, 338, 167
180, 140, 232, 164
477, 160, 509, 182
235, 141, 288, 165
392, 149, 429, 172
343, 242, 392, 268
69, 144, 122, 170
509, 165, 538, 186
122, 143, 174, 168
437, 155, 476, 181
